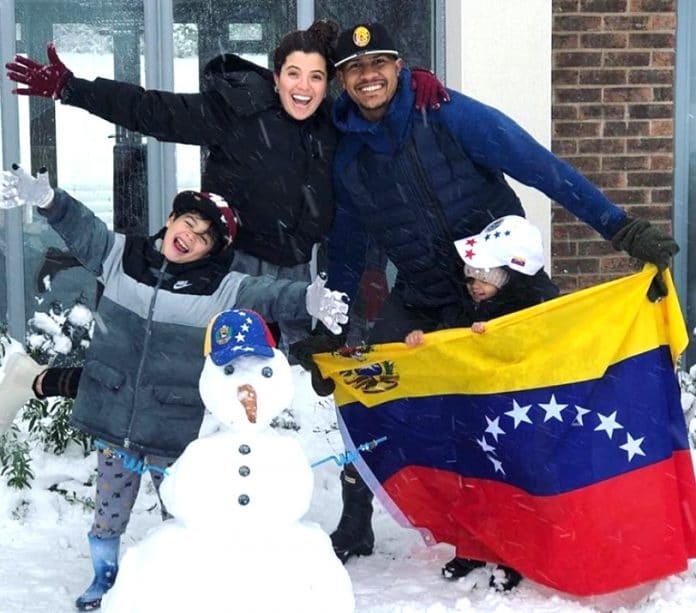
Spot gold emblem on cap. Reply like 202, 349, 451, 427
353, 26, 371, 48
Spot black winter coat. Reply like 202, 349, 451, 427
440, 269, 560, 329
61, 54, 337, 267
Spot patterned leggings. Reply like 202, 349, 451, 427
89, 444, 175, 539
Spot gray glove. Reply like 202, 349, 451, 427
611, 216, 678, 271
0, 164, 54, 209
305, 274, 349, 335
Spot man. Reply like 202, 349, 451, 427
320, 21, 678, 583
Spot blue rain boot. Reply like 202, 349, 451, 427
75, 534, 120, 611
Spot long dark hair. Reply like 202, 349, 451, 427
273, 19, 339, 80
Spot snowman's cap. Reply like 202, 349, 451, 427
204, 309, 277, 365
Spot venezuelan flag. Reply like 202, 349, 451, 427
314, 266, 696, 597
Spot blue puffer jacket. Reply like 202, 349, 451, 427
328, 68, 627, 307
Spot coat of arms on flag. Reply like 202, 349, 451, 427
315, 267, 696, 597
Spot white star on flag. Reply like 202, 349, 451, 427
477, 436, 496, 454
487, 455, 505, 475
619, 433, 646, 461
595, 410, 624, 440
235, 332, 245, 342
573, 405, 591, 426
505, 400, 533, 428
485, 416, 505, 442
539, 394, 567, 422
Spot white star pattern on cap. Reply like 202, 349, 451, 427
226, 312, 264, 355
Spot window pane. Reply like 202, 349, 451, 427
8, 0, 146, 324
171, 1, 296, 194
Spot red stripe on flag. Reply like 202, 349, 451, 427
383, 450, 696, 596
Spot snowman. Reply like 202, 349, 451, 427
102, 308, 354, 613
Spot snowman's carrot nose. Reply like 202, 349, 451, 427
238, 384, 258, 423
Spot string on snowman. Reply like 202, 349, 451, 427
94, 439, 170, 477
310, 436, 388, 468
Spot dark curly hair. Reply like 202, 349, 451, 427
273, 19, 339, 80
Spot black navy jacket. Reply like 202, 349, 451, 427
61, 54, 337, 267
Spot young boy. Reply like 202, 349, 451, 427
0, 165, 348, 610
405, 215, 559, 591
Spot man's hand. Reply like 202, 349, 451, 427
611, 216, 679, 302
1, 165, 54, 209
611, 216, 678, 271
410, 67, 449, 111
289, 326, 346, 397
5, 42, 73, 99
305, 274, 349, 335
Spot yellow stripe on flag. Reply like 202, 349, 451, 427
314, 266, 687, 408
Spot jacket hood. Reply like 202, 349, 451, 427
332, 67, 414, 152
202, 53, 278, 116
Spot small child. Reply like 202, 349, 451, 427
0, 165, 348, 610
404, 215, 559, 592
406, 214, 557, 344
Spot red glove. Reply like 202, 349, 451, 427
359, 268, 389, 322
410, 67, 450, 112
5, 42, 73, 99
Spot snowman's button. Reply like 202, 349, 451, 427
239, 444, 251, 455
238, 494, 250, 506
239, 465, 250, 477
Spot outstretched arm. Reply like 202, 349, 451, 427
6, 43, 72, 99
1, 165, 113, 276
6, 43, 230, 146
443, 92, 678, 278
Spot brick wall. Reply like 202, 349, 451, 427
551, 0, 676, 292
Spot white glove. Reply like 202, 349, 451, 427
305, 274, 349, 335
1, 165, 54, 209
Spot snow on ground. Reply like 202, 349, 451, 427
1, 364, 696, 613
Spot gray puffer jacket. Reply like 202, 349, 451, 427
41, 189, 310, 457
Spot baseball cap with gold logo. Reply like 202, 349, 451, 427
334, 22, 399, 68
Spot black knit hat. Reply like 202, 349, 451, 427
334, 23, 399, 68
172, 191, 239, 252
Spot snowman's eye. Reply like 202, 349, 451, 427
261, 366, 273, 378
224, 364, 235, 375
